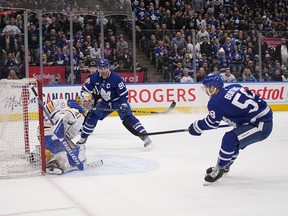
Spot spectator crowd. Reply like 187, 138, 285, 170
0, 0, 288, 83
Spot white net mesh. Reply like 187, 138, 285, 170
0, 79, 44, 178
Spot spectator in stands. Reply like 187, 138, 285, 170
147, 34, 158, 64
271, 69, 283, 82
172, 11, 185, 30
217, 48, 230, 71
15, 44, 25, 66
172, 62, 183, 82
282, 68, 288, 82
108, 48, 118, 64
105, 18, 117, 37
0, 29, 16, 55
154, 40, 165, 72
275, 38, 288, 67
135, 1, 147, 28
147, 3, 160, 26
82, 23, 95, 42
116, 35, 128, 58
212, 38, 221, 59
124, 58, 133, 70
135, 25, 145, 50
6, 68, 19, 79
171, 32, 187, 51
42, 52, 53, 66
161, 9, 173, 30
119, 47, 132, 62
242, 68, 257, 82
103, 42, 112, 59
220, 67, 237, 82
196, 66, 206, 82
89, 42, 101, 63
200, 36, 213, 61
159, 48, 172, 80
109, 59, 120, 71
180, 67, 194, 83
107, 35, 117, 50
244, 60, 256, 78
230, 44, 244, 79
53, 47, 66, 66
114, 60, 126, 72
196, 14, 207, 29
196, 25, 210, 43
221, 36, 233, 57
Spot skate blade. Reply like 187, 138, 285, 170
203, 180, 221, 186
145, 143, 155, 151
46, 168, 63, 175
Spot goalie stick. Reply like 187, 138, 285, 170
31, 85, 84, 170
122, 120, 230, 136
92, 101, 176, 114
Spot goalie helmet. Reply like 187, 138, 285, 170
81, 92, 94, 111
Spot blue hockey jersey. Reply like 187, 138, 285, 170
199, 84, 273, 129
82, 70, 128, 104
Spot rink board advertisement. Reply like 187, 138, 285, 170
1, 82, 287, 120
41, 82, 288, 112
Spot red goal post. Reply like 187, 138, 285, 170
0, 78, 46, 178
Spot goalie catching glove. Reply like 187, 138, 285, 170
189, 120, 203, 136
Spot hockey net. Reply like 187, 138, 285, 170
0, 78, 46, 178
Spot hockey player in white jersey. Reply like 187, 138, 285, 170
188, 72, 273, 184
43, 93, 94, 174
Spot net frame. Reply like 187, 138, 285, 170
0, 78, 46, 178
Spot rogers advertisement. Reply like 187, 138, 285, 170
42, 83, 288, 111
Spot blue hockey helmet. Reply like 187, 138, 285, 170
202, 72, 224, 89
98, 59, 109, 68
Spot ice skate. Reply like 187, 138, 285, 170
142, 136, 155, 150
203, 166, 224, 185
206, 164, 231, 175
46, 159, 63, 175
77, 137, 87, 145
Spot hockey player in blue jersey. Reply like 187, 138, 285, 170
77, 59, 154, 149
188, 72, 273, 183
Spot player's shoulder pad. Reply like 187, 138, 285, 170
67, 100, 85, 114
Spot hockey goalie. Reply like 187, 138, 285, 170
41, 93, 94, 174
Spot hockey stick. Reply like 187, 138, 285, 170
31, 86, 84, 170
123, 120, 230, 136
92, 101, 176, 114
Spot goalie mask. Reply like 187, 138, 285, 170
80, 92, 94, 111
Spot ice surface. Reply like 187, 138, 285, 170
0, 111, 288, 216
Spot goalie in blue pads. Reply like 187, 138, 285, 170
42, 95, 94, 174
188, 72, 273, 184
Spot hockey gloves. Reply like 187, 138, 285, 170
188, 120, 203, 136
119, 103, 129, 112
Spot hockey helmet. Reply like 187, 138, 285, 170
81, 92, 94, 111
202, 72, 224, 89
98, 59, 109, 68
89, 61, 97, 67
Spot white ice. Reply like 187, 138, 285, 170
1, 111, 288, 216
